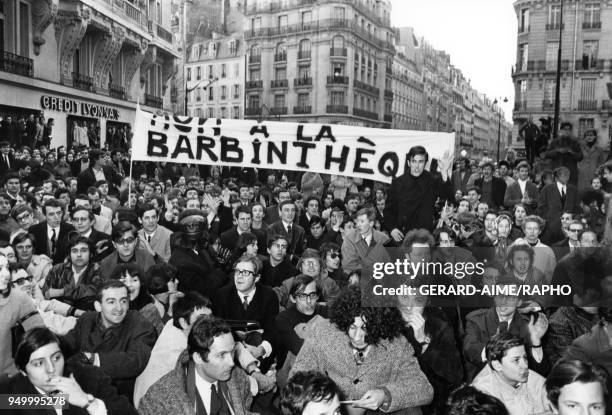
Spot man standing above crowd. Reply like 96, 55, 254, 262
384, 146, 443, 244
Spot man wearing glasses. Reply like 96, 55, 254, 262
551, 219, 584, 260
274, 275, 328, 384
213, 255, 279, 370
99, 222, 158, 279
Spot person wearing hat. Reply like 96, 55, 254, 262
169, 209, 227, 299
543, 121, 583, 187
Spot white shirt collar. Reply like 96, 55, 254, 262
556, 181, 567, 193
282, 221, 293, 232
237, 287, 257, 305
83, 229, 93, 238
194, 369, 218, 415
47, 224, 60, 237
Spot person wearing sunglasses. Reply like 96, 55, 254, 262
320, 242, 346, 288
551, 219, 584, 260
274, 275, 328, 387
99, 222, 158, 280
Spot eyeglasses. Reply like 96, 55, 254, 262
115, 236, 136, 245
295, 292, 319, 301
328, 252, 341, 259
568, 228, 582, 233
11, 275, 33, 286
235, 269, 255, 277
72, 217, 90, 223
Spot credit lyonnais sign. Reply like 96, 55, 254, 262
132, 107, 456, 184
40, 95, 120, 120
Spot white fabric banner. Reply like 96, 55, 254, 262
132, 107, 455, 183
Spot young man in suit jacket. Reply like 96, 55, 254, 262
264, 189, 292, 226
504, 161, 538, 211
29, 199, 74, 264
537, 166, 580, 244
213, 255, 279, 367
0, 141, 15, 175
137, 203, 173, 262
220, 205, 267, 254
267, 200, 306, 258
77, 149, 122, 195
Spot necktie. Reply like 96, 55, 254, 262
50, 228, 57, 257
498, 321, 509, 334
210, 384, 230, 415
147, 235, 151, 243
561, 187, 566, 205
242, 296, 249, 311
5, 155, 9, 169
287, 224, 292, 239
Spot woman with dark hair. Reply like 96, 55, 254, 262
319, 242, 347, 288
545, 359, 608, 415
512, 203, 528, 237
109, 263, 163, 335
229, 232, 267, 266
0, 326, 137, 414
145, 262, 183, 323
290, 286, 433, 415
251, 202, 266, 230
397, 289, 464, 415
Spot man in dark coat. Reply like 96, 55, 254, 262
29, 199, 74, 264
537, 166, 580, 244
77, 149, 122, 194
474, 162, 507, 210
63, 280, 157, 399
543, 121, 583, 186
384, 146, 442, 244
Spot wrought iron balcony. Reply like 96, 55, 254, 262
271, 106, 288, 115
246, 80, 263, 89
326, 105, 348, 114
298, 50, 311, 59
293, 106, 312, 114
1, 52, 33, 77
72, 72, 94, 92
271, 79, 288, 88
274, 52, 287, 62
245, 107, 262, 116
578, 100, 597, 111
145, 93, 163, 109
294, 77, 312, 87
583, 21, 601, 29
109, 84, 126, 100
327, 75, 349, 85
384, 114, 393, 123
330, 48, 347, 57
353, 108, 379, 120
249, 55, 261, 64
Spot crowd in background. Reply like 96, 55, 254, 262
0, 119, 610, 415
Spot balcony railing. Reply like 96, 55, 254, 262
145, 93, 163, 108
578, 100, 597, 111
293, 106, 312, 114
246, 0, 391, 28
353, 79, 379, 95
583, 21, 601, 29
542, 100, 554, 111
298, 50, 311, 59
294, 77, 312, 87
148, 20, 173, 44
72, 72, 94, 92
327, 75, 349, 85
514, 100, 527, 111
245, 107, 262, 116
113, 0, 145, 28
353, 108, 379, 120
271, 79, 288, 88
109, 83, 126, 100
326, 104, 348, 114
575, 58, 605, 71
1, 52, 33, 77
249, 55, 261, 64
244, 18, 393, 50
274, 52, 287, 62
330, 48, 347, 57
246, 80, 263, 89
271, 106, 288, 115
384, 114, 393, 123
546, 23, 564, 31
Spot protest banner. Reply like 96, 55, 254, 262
131, 107, 455, 183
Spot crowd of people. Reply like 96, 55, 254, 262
0, 118, 610, 415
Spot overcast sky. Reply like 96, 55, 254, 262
391, 0, 516, 121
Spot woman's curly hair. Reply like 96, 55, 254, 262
329, 286, 405, 345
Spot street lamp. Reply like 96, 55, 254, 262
493, 97, 508, 162
184, 77, 218, 116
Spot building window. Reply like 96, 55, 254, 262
518, 44, 528, 71
297, 93, 309, 107
208, 107, 214, 118
298, 65, 311, 79
221, 85, 227, 100
221, 63, 226, 78
546, 41, 559, 71
232, 106, 240, 119
543, 79, 555, 108
584, 3, 601, 28
334, 6, 345, 21
221, 107, 227, 118
187, 68, 192, 81
251, 17, 261, 31
197, 66, 201, 80
302, 11, 312, 29
248, 94, 260, 109
330, 91, 345, 106
234, 63, 240, 77
519, 8, 529, 32
298, 39, 311, 59
249, 68, 261, 81
208, 65, 213, 79
278, 14, 288, 30
229, 40, 237, 55
196, 88, 201, 101
275, 42, 287, 61
275, 66, 286, 80
582, 40, 599, 68
233, 84, 240, 98
208, 87, 214, 101
274, 94, 285, 108
548, 5, 561, 29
